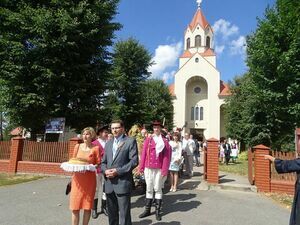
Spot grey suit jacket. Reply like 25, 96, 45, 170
101, 134, 138, 194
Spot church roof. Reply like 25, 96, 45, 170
201, 48, 215, 57
180, 48, 215, 59
219, 81, 231, 96
168, 83, 175, 96
188, 8, 210, 31
180, 50, 194, 58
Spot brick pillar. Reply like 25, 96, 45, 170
68, 137, 82, 159
206, 138, 219, 184
253, 144, 271, 192
8, 137, 25, 174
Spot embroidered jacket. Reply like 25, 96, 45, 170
139, 136, 171, 176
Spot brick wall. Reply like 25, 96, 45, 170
252, 144, 296, 195
0, 137, 81, 175
206, 138, 219, 184
17, 161, 71, 176
0, 160, 9, 173
271, 180, 295, 195
253, 144, 271, 192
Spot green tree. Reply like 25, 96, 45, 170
226, 0, 300, 149
108, 38, 152, 129
140, 79, 173, 130
0, 0, 121, 136
225, 74, 272, 147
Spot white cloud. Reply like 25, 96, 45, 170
215, 45, 225, 55
212, 19, 239, 39
230, 36, 247, 56
149, 42, 182, 79
162, 70, 176, 83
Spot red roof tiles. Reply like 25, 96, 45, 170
168, 83, 175, 96
189, 9, 210, 31
219, 81, 231, 96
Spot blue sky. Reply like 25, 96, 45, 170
114, 0, 276, 84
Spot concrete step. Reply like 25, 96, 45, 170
197, 180, 257, 193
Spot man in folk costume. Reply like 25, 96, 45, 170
138, 121, 171, 221
91, 125, 109, 218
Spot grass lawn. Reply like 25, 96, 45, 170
218, 151, 294, 209
0, 173, 45, 186
264, 192, 294, 209
218, 151, 248, 176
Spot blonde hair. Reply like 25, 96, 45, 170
81, 127, 96, 139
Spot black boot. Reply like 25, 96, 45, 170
155, 199, 162, 221
100, 199, 108, 216
92, 199, 98, 219
139, 198, 152, 218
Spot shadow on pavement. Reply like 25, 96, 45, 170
163, 193, 201, 215
133, 219, 181, 225
177, 180, 201, 190
219, 178, 236, 184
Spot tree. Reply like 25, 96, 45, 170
108, 38, 152, 129
225, 74, 272, 147
225, 0, 300, 149
0, 0, 121, 136
139, 79, 173, 130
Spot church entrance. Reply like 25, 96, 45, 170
190, 128, 204, 141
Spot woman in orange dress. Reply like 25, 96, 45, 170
70, 127, 101, 225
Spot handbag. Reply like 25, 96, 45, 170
65, 181, 72, 195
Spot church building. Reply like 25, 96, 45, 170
169, 3, 231, 141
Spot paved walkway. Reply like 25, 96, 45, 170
0, 165, 291, 225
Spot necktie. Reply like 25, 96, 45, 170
113, 138, 119, 159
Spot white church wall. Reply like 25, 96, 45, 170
174, 53, 222, 139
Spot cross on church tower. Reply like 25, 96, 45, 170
196, 0, 202, 8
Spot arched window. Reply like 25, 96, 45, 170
206, 36, 211, 48
186, 38, 190, 49
195, 106, 199, 120
200, 107, 204, 120
195, 35, 201, 47
191, 107, 194, 120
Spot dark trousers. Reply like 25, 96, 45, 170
106, 191, 132, 225
225, 154, 231, 165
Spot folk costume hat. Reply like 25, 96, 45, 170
151, 120, 164, 128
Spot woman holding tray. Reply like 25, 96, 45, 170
70, 127, 101, 225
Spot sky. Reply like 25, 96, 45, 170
114, 0, 276, 84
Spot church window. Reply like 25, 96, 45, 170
206, 36, 211, 48
194, 86, 201, 94
195, 35, 201, 47
195, 58, 199, 63
187, 38, 190, 49
195, 106, 199, 120
200, 107, 204, 120
191, 107, 194, 120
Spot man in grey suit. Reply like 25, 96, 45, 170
101, 120, 138, 225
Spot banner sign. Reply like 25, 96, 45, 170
45, 118, 65, 134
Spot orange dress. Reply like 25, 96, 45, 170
70, 144, 101, 210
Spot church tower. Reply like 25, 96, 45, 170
170, 1, 230, 141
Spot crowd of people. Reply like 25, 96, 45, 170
218, 139, 239, 165
67, 119, 236, 225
